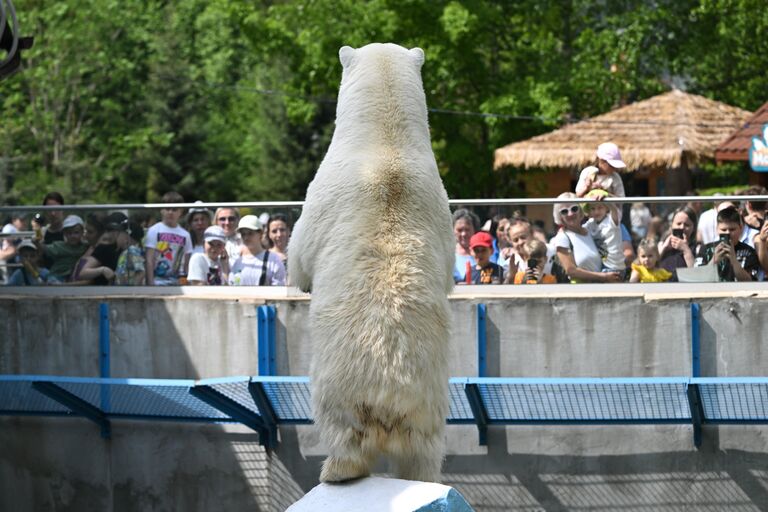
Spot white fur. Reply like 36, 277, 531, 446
288, 43, 455, 483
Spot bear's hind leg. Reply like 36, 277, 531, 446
389, 428, 444, 483
319, 428, 377, 483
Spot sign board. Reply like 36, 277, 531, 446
750, 124, 768, 172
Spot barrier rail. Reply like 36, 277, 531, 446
1, 195, 768, 213
2, 374, 767, 449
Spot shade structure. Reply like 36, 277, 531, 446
715, 100, 768, 162
494, 90, 752, 171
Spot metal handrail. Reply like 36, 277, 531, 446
1, 195, 767, 213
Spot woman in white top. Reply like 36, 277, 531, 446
551, 192, 621, 283
228, 215, 286, 286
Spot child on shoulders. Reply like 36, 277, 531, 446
583, 189, 627, 280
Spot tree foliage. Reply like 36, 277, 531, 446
1, 0, 766, 204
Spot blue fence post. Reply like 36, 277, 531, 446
691, 303, 701, 377
98, 302, 111, 439
688, 302, 703, 447
477, 303, 487, 378
258, 305, 277, 376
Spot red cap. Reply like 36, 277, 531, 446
469, 231, 494, 250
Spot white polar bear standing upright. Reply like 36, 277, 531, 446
288, 43, 455, 483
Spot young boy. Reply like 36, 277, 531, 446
40, 214, 89, 281
509, 239, 557, 284
145, 192, 194, 285
583, 189, 626, 279
695, 206, 759, 282
469, 231, 504, 284
7, 240, 60, 285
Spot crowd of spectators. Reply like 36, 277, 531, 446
454, 143, 768, 285
0, 191, 291, 287
2, 145, 767, 286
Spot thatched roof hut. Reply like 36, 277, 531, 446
494, 90, 752, 171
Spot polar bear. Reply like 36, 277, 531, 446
287, 43, 455, 483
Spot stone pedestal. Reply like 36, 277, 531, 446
287, 476, 474, 511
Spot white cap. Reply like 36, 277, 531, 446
596, 142, 626, 169
237, 215, 263, 233
62, 215, 84, 230
17, 239, 37, 251
203, 225, 227, 243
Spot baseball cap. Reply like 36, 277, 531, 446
596, 142, 626, 169
105, 212, 129, 231
62, 215, 84, 230
17, 239, 37, 252
237, 215, 263, 233
469, 231, 494, 250
203, 225, 227, 243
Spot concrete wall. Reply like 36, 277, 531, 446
1, 285, 768, 511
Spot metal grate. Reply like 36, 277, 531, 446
208, 380, 261, 415
448, 380, 474, 422
260, 380, 312, 421
56, 381, 230, 420
0, 379, 71, 414
698, 382, 768, 421
478, 380, 691, 422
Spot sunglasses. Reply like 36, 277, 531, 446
217, 216, 237, 223
559, 205, 581, 217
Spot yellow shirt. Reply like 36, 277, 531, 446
631, 263, 672, 283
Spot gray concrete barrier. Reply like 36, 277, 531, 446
1, 284, 767, 511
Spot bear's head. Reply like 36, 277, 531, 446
334, 43, 428, 131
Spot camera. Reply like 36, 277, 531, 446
33, 213, 46, 225
719, 233, 731, 245
672, 228, 684, 238
527, 258, 539, 269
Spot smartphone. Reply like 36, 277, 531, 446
672, 228, 684, 238
719, 233, 731, 245
527, 258, 539, 270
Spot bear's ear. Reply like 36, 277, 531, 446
409, 47, 425, 67
339, 46, 356, 68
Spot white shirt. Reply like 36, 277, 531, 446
585, 214, 626, 271
145, 222, 194, 285
551, 229, 603, 273
188, 252, 225, 284
229, 251, 286, 286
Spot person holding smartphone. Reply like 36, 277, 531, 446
694, 207, 759, 282
507, 239, 557, 284
658, 206, 698, 281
